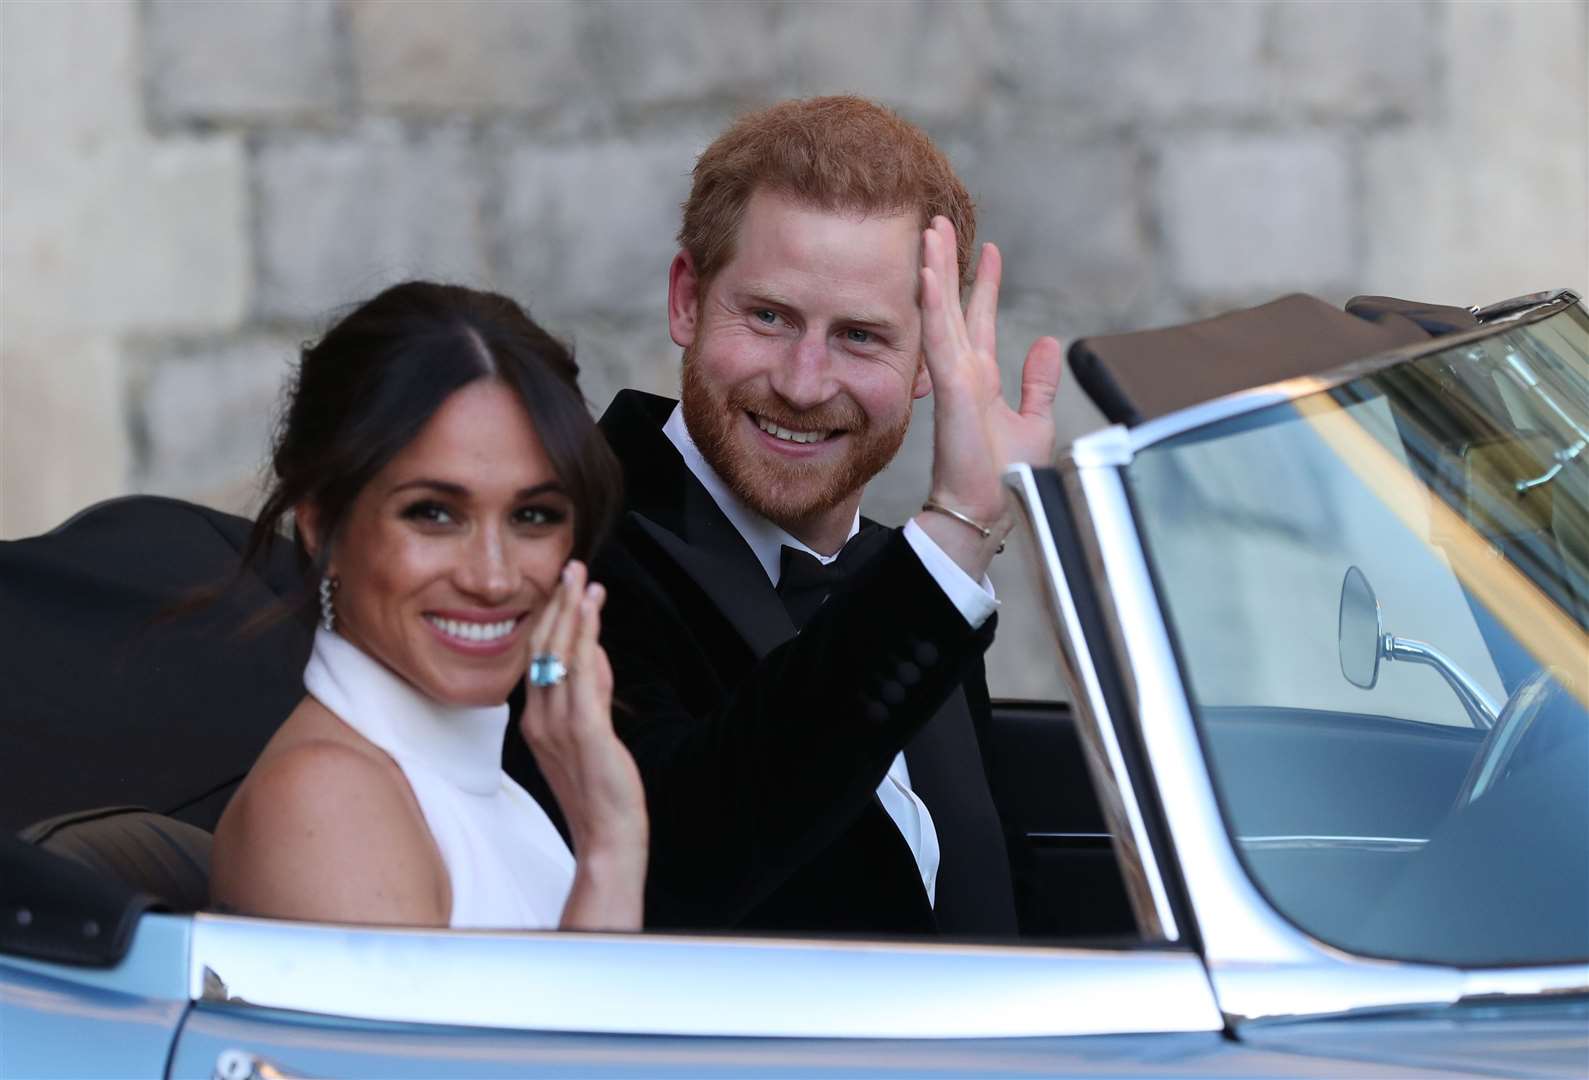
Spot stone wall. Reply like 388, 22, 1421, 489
4, 0, 1586, 698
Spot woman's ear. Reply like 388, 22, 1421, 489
295, 501, 327, 568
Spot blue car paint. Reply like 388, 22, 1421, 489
0, 914, 190, 1079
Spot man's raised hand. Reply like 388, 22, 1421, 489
915, 216, 1063, 579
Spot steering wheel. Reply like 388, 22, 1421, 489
1453, 666, 1571, 808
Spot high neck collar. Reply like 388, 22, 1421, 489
661, 403, 860, 585
303, 629, 510, 797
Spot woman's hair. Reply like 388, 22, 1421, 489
244, 281, 622, 622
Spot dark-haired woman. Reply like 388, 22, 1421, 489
210, 282, 646, 930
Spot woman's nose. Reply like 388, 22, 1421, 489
458, 526, 517, 601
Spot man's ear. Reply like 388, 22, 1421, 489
667, 250, 702, 349
912, 356, 933, 400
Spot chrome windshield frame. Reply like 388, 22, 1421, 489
1035, 293, 1589, 1023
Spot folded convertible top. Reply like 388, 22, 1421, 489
1068, 293, 1481, 427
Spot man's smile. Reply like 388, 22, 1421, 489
750, 411, 837, 445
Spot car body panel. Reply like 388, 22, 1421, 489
6, 290, 1587, 1077
167, 1010, 1492, 1080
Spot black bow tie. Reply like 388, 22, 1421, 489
775, 525, 888, 631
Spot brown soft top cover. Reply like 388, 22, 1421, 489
1068, 293, 1480, 427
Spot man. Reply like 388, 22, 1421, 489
511, 96, 1060, 936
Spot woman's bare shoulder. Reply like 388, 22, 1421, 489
211, 699, 448, 926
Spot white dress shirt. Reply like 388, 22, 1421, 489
661, 406, 997, 906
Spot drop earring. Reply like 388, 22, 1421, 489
319, 575, 339, 632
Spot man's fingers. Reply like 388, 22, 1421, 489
1018, 335, 1064, 422
929, 216, 961, 299
964, 242, 1002, 356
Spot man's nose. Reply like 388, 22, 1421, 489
457, 525, 517, 602
769, 331, 834, 411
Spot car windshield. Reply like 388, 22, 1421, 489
1127, 303, 1589, 969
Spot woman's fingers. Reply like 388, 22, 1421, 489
569, 583, 609, 733
521, 560, 581, 745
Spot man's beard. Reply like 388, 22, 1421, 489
680, 345, 911, 531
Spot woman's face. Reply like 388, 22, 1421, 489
322, 378, 575, 707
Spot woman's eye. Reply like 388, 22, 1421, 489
514, 505, 568, 528
401, 501, 454, 525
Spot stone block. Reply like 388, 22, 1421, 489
4, 1, 250, 340
0, 337, 128, 539
1266, 0, 1434, 120
1363, 131, 1588, 304
997, 0, 1265, 123
496, 136, 692, 319
129, 336, 296, 516
145, 0, 339, 125
967, 138, 1152, 328
555, 314, 683, 418
351, 0, 587, 114
777, 0, 996, 118
255, 122, 491, 322
1445, 0, 1587, 134
585, 0, 779, 108
2, 0, 141, 155
1361, 1, 1588, 302
1156, 133, 1354, 300
4, 132, 250, 340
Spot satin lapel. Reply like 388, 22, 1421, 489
602, 390, 796, 659
631, 512, 794, 659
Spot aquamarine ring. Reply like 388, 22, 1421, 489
528, 652, 568, 688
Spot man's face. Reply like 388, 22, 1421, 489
670, 188, 929, 537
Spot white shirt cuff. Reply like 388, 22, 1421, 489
902, 518, 998, 629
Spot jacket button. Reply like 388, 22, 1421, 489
895, 661, 921, 687
879, 680, 906, 705
864, 700, 889, 724
913, 641, 939, 666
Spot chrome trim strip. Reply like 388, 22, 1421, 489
1026, 832, 1113, 841
1005, 463, 1180, 941
1073, 466, 1465, 1022
1238, 835, 1427, 853
1470, 287, 1581, 323
188, 916, 1223, 1038
1460, 964, 1589, 1001
1066, 291, 1585, 463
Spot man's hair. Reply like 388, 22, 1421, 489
679, 96, 976, 286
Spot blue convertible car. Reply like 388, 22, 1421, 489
3, 288, 1586, 1077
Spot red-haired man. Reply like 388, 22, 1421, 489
510, 97, 1061, 935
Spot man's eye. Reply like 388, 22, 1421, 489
844, 328, 873, 345
753, 309, 779, 326
401, 501, 454, 525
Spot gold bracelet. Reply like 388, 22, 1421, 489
921, 499, 992, 537
921, 500, 1006, 554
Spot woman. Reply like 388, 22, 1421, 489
210, 282, 646, 930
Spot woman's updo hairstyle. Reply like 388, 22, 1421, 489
244, 281, 622, 622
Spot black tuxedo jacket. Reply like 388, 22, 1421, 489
507, 391, 1017, 936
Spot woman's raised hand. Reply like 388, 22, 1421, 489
519, 559, 648, 930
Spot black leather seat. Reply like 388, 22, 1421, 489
20, 806, 212, 913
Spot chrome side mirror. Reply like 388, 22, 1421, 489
1338, 565, 1382, 690
1336, 564, 1500, 728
